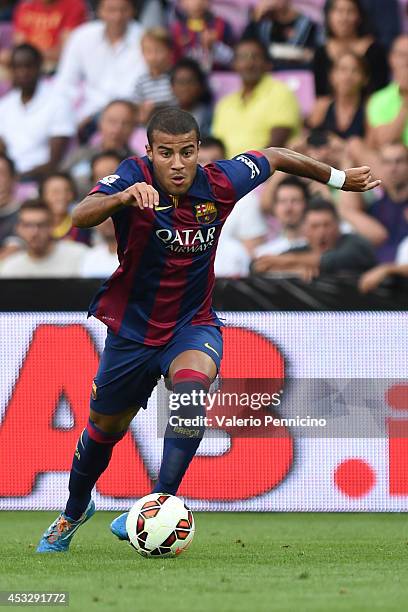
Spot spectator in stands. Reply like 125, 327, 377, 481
360, 0, 401, 50
0, 154, 21, 259
79, 218, 118, 278
55, 0, 145, 137
90, 150, 123, 185
0, 44, 75, 181
171, 58, 213, 137
214, 235, 251, 278
170, 0, 235, 71
0, 200, 88, 277
254, 177, 309, 257
359, 217, 408, 293
89, 0, 166, 27
193, 134, 262, 271
12, 0, 88, 73
62, 99, 135, 196
194, 134, 251, 276
212, 38, 300, 157
367, 35, 408, 147
134, 28, 175, 125
253, 199, 376, 279
197, 136, 226, 166
359, 260, 408, 293
338, 142, 408, 262
136, 0, 166, 28
40, 172, 91, 245
243, 0, 322, 69
300, 128, 344, 201
308, 51, 367, 139
313, 0, 388, 98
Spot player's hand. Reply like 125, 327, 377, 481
358, 265, 391, 293
119, 182, 160, 210
342, 167, 382, 192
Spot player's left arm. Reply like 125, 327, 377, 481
262, 147, 381, 192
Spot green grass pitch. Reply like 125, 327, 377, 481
1, 511, 407, 612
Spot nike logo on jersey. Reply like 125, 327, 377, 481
154, 205, 173, 212
204, 342, 219, 357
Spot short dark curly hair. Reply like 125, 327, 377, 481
147, 108, 200, 146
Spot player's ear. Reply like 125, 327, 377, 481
145, 144, 153, 161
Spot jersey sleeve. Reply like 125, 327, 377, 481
88, 157, 145, 196
213, 151, 271, 202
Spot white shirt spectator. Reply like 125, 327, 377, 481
396, 236, 408, 264
79, 243, 118, 278
255, 234, 308, 257
0, 79, 75, 173
56, 20, 146, 121
0, 240, 88, 277
214, 235, 250, 278
221, 191, 270, 243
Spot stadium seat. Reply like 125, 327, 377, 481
211, 0, 254, 36
209, 70, 316, 116
277, 70, 316, 117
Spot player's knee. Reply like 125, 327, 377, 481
89, 406, 140, 433
169, 350, 217, 382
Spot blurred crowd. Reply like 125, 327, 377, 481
0, 0, 408, 295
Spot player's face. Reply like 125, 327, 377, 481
17, 210, 52, 255
11, 50, 40, 91
273, 186, 306, 228
146, 130, 199, 196
303, 211, 339, 252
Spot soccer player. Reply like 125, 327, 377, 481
36, 108, 380, 552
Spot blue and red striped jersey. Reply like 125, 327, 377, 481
88, 151, 270, 345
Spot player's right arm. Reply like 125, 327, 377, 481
262, 147, 381, 192
72, 157, 160, 228
72, 183, 160, 228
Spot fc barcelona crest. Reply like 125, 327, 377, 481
194, 202, 217, 224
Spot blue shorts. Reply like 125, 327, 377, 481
90, 324, 223, 415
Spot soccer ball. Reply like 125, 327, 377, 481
126, 493, 195, 558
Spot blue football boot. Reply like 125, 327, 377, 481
110, 512, 129, 541
36, 500, 95, 553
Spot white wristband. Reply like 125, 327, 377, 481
327, 167, 346, 189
